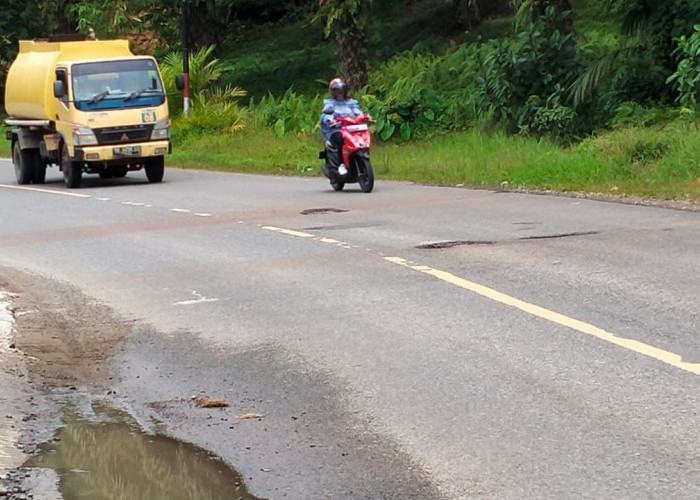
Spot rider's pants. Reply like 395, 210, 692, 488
326, 132, 345, 169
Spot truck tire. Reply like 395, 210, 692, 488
145, 156, 164, 183
98, 168, 114, 179
12, 142, 34, 185
113, 165, 128, 178
62, 143, 82, 189
31, 151, 47, 184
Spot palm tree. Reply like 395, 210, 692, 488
316, 0, 373, 92
569, 0, 699, 106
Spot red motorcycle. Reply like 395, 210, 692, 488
319, 113, 374, 193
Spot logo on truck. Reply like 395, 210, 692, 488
142, 110, 156, 124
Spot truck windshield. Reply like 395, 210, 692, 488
71, 59, 165, 111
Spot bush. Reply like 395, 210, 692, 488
249, 90, 323, 138
171, 86, 248, 142
667, 24, 700, 111
476, 7, 586, 143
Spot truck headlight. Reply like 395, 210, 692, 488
151, 118, 170, 140
72, 125, 98, 146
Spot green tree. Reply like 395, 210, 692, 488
570, 0, 700, 108
0, 0, 76, 105
70, 0, 182, 51
511, 0, 573, 33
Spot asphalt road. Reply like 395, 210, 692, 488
1, 160, 700, 499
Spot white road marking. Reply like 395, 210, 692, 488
0, 184, 90, 198
173, 290, 219, 306
262, 226, 314, 238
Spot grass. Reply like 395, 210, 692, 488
168, 115, 700, 202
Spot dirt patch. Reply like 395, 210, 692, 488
508, 187, 700, 212
1, 267, 131, 389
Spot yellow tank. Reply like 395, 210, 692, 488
4, 39, 132, 120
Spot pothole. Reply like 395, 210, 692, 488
416, 231, 599, 249
300, 208, 348, 215
23, 400, 261, 500
519, 231, 599, 240
416, 240, 496, 249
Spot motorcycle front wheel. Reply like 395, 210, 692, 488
355, 156, 374, 193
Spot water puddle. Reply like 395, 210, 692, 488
23, 399, 262, 500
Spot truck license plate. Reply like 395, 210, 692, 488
113, 146, 141, 156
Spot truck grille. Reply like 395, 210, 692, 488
95, 125, 153, 145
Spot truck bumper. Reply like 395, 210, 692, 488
75, 140, 171, 162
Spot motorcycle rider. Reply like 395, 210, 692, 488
320, 77, 363, 177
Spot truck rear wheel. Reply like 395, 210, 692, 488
145, 156, 164, 183
32, 154, 47, 184
62, 143, 82, 189
12, 142, 35, 185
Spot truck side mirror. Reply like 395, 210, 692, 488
53, 80, 65, 98
175, 74, 185, 91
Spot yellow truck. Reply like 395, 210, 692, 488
4, 35, 172, 188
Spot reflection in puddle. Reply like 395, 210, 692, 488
24, 400, 261, 500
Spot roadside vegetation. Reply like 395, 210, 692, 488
2, 0, 700, 201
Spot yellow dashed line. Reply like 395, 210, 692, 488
385, 256, 700, 376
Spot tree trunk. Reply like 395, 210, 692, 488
479, 0, 514, 18
335, 28, 368, 92
453, 0, 481, 30
321, 0, 372, 93
186, 1, 219, 51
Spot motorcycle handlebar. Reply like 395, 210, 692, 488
331, 114, 374, 126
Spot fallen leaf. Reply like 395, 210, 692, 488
195, 397, 229, 408
236, 413, 264, 420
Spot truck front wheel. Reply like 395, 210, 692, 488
145, 156, 164, 183
61, 143, 82, 189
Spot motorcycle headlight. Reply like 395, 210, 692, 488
151, 118, 170, 140
72, 125, 98, 146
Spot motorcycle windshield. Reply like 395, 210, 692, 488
71, 59, 166, 111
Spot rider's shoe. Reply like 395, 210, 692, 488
338, 165, 348, 176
